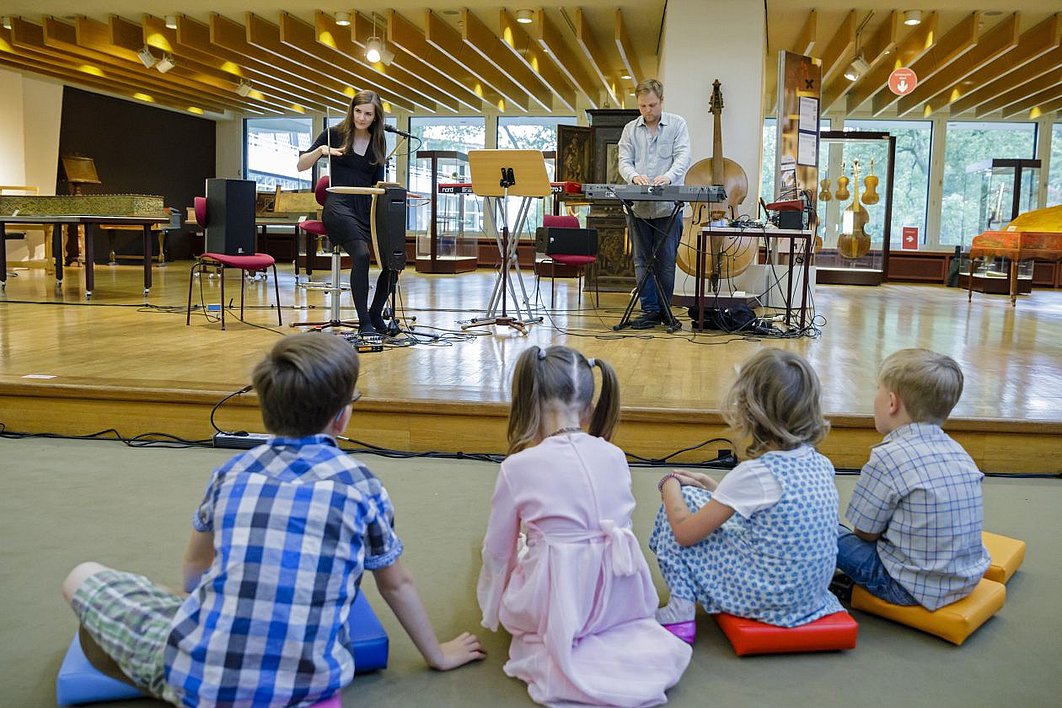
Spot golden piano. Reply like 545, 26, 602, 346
968, 204, 1062, 306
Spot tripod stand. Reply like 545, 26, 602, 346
463, 150, 552, 333
613, 200, 684, 334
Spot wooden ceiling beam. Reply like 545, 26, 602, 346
976, 69, 1062, 117
460, 9, 553, 112
498, 9, 577, 113
112, 15, 295, 115
34, 16, 238, 114
311, 12, 456, 113
178, 15, 348, 114
615, 10, 646, 86
248, 13, 427, 113
818, 10, 856, 85
949, 16, 1061, 115
1001, 84, 1062, 120
846, 12, 937, 113
532, 9, 600, 109
422, 10, 531, 111
572, 9, 619, 107
897, 12, 1020, 117
872, 11, 980, 116
821, 11, 899, 113
209, 14, 366, 112
346, 12, 483, 113
387, 11, 506, 112
793, 10, 817, 56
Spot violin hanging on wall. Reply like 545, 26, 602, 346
837, 159, 871, 259
861, 158, 880, 206
818, 177, 832, 202
834, 162, 850, 202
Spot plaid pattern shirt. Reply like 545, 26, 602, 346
617, 112, 691, 219
847, 422, 989, 610
164, 435, 402, 706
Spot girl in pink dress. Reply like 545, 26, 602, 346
478, 345, 691, 707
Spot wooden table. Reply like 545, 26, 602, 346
0, 214, 168, 298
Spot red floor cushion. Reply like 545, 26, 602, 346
714, 610, 859, 656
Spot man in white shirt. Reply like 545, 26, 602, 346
617, 79, 692, 329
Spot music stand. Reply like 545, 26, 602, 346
613, 199, 685, 334
463, 149, 551, 333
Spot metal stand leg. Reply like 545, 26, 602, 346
292, 246, 361, 331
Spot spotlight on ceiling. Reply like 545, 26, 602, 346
620, 73, 632, 80
3, 16, 14, 30
379, 47, 395, 66
236, 81, 252, 97
137, 46, 158, 69
843, 54, 871, 82
335, 11, 351, 27
156, 54, 176, 73
903, 10, 922, 26
515, 9, 533, 24
365, 36, 383, 64
165, 15, 177, 30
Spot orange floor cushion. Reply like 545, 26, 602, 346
713, 611, 859, 656
851, 578, 1005, 645
982, 531, 1025, 584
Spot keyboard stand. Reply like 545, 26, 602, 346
612, 201, 684, 334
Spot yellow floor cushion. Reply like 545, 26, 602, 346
982, 531, 1026, 584
851, 578, 1006, 645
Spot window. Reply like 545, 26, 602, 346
761, 117, 830, 204
497, 116, 573, 232
407, 117, 486, 234
244, 117, 314, 191
324, 115, 399, 183
845, 119, 932, 249
940, 121, 1037, 246
1048, 122, 1062, 208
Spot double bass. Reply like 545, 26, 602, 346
838, 159, 871, 259
676, 80, 755, 281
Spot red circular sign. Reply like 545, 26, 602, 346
888, 68, 918, 96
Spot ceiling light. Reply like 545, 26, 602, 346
515, 9, 533, 24
903, 10, 922, 26
156, 54, 176, 73
620, 73, 632, 80
137, 46, 158, 68
236, 81, 252, 97
165, 15, 178, 30
365, 36, 383, 64
379, 47, 395, 66
335, 11, 351, 27
843, 54, 870, 82
2, 17, 12, 30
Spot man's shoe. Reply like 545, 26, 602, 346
630, 312, 662, 329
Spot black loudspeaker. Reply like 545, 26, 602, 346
534, 227, 598, 256
205, 178, 256, 255
373, 184, 407, 271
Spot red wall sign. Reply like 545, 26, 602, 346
901, 226, 919, 250
888, 68, 918, 96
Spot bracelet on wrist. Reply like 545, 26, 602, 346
657, 473, 679, 493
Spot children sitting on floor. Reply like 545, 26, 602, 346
61, 332, 483, 706
650, 348, 843, 640
477, 345, 691, 707
837, 348, 990, 610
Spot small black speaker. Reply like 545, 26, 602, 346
205, 178, 256, 255
373, 184, 407, 271
535, 227, 598, 256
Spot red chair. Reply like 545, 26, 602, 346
186, 196, 282, 330
537, 214, 599, 307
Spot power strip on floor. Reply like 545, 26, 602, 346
213, 432, 271, 449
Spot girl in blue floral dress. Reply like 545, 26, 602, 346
650, 349, 843, 643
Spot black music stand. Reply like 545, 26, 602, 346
613, 197, 685, 334
463, 149, 552, 333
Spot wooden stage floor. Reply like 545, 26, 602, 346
1, 261, 1060, 473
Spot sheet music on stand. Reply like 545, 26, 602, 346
462, 149, 551, 333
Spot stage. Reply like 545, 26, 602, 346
1, 261, 1060, 473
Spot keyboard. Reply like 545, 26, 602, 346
582, 183, 727, 202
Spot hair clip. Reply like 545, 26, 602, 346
587, 357, 596, 367
537, 348, 547, 360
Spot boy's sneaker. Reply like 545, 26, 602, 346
829, 571, 855, 603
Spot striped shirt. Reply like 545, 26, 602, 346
164, 435, 402, 706
617, 111, 691, 219
846, 422, 989, 610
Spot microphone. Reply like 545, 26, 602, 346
383, 125, 415, 139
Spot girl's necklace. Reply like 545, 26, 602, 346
547, 426, 582, 438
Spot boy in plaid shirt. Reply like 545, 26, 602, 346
837, 348, 990, 610
62, 333, 484, 706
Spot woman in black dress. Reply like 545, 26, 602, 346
297, 90, 391, 335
